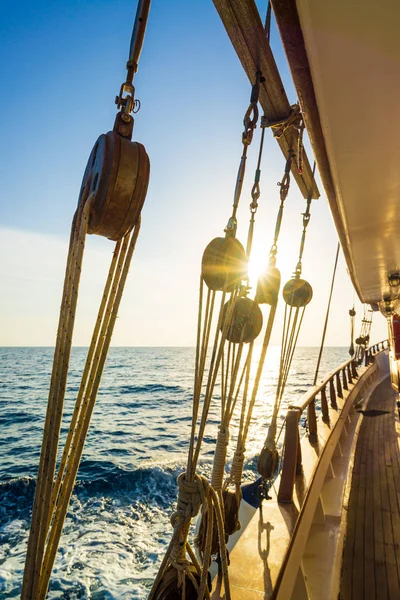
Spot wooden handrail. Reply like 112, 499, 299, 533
278, 340, 388, 503
289, 340, 389, 415
289, 357, 355, 414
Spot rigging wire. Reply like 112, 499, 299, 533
150, 72, 264, 600
257, 162, 316, 485
313, 243, 341, 385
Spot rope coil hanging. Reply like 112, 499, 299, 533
22, 3, 151, 597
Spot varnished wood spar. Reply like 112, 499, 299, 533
212, 0, 319, 200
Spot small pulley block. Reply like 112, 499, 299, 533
78, 131, 150, 241
221, 297, 263, 343
257, 445, 279, 481
255, 266, 281, 305
202, 237, 247, 292
282, 278, 313, 308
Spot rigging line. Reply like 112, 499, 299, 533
313, 242, 341, 385
278, 306, 300, 402
193, 276, 204, 394
50, 238, 123, 511
277, 307, 306, 414
230, 344, 253, 426
246, 121, 267, 259
192, 289, 237, 473
22, 194, 92, 600
264, 1, 272, 41
187, 287, 215, 477
220, 345, 226, 418
39, 220, 142, 600
229, 72, 262, 226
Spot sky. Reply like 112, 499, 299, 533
0, 0, 387, 347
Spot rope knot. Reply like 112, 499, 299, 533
230, 449, 245, 485
175, 472, 207, 521
210, 427, 230, 491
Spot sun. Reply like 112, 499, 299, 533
247, 241, 297, 292
248, 251, 268, 289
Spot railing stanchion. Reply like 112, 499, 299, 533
278, 408, 302, 503
307, 400, 318, 442
329, 377, 337, 409
351, 360, 358, 379
342, 368, 348, 391
347, 363, 352, 384
321, 386, 329, 422
336, 372, 343, 398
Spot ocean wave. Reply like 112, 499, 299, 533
0, 464, 182, 522
118, 383, 185, 395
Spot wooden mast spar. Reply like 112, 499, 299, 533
212, 0, 319, 200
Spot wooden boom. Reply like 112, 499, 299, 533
213, 0, 319, 199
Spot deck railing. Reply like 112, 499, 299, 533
277, 339, 389, 503
364, 339, 389, 365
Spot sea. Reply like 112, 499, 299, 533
0, 346, 349, 599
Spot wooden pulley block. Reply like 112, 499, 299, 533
201, 236, 247, 292
282, 277, 313, 308
223, 488, 241, 536
355, 336, 365, 345
257, 446, 279, 480
221, 297, 263, 343
78, 131, 150, 241
255, 266, 281, 305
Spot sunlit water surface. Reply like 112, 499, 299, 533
0, 346, 349, 598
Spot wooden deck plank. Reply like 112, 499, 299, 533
363, 400, 376, 600
385, 402, 400, 593
351, 415, 367, 599
340, 378, 400, 599
373, 399, 388, 599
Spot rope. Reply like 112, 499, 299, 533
295, 162, 316, 276
22, 190, 93, 600
313, 243, 340, 385
39, 220, 141, 600
22, 185, 142, 600
258, 168, 316, 481
151, 72, 265, 599
227, 71, 261, 234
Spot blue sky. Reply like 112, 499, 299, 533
0, 0, 387, 346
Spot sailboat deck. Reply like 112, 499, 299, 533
340, 377, 400, 599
